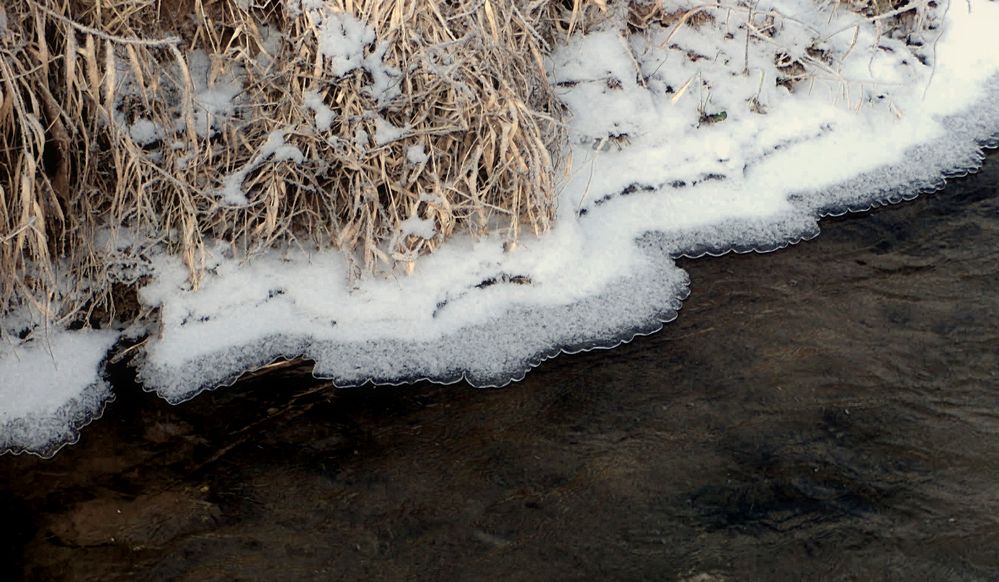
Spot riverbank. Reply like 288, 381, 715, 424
3, 149, 997, 580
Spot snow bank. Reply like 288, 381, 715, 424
0, 330, 118, 457
134, 0, 999, 404
3, 0, 999, 456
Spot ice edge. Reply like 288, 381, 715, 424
135, 72, 999, 405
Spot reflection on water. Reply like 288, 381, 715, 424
3, 151, 999, 580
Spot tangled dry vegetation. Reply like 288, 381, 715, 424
0, 0, 937, 336
0, 0, 617, 332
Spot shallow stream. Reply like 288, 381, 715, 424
2, 151, 998, 580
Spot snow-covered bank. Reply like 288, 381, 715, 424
0, 330, 118, 456
3, 0, 999, 456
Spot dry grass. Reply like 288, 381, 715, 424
0, 0, 934, 337
1, 0, 621, 332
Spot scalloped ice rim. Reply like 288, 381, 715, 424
3, 1, 999, 456
0, 330, 117, 459
136, 1, 999, 403
136, 130, 998, 407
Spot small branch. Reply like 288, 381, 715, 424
31, 2, 181, 47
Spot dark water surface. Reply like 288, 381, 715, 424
3, 151, 999, 581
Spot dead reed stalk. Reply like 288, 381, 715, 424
0, 0, 929, 339
0, 0, 588, 335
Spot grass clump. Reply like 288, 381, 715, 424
0, 0, 942, 340
1, 0, 585, 333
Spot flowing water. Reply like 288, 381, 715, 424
2, 151, 998, 580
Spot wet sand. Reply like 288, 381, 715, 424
2, 150, 998, 580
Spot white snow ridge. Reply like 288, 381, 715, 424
3, 0, 999, 456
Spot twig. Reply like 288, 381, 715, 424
31, 1, 181, 47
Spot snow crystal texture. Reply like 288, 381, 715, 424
3, 0, 999, 456
0, 331, 118, 457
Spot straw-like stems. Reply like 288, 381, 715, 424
1, 0, 569, 335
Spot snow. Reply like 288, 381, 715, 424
407, 144, 429, 164
284, 0, 325, 18
129, 119, 164, 146
373, 116, 408, 146
186, 50, 243, 139
0, 330, 118, 457
132, 0, 999, 404
219, 129, 304, 206
317, 11, 376, 77
304, 90, 336, 132
107, 47, 244, 151
353, 127, 370, 149
400, 216, 437, 240
3, 0, 999, 456
311, 9, 401, 104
